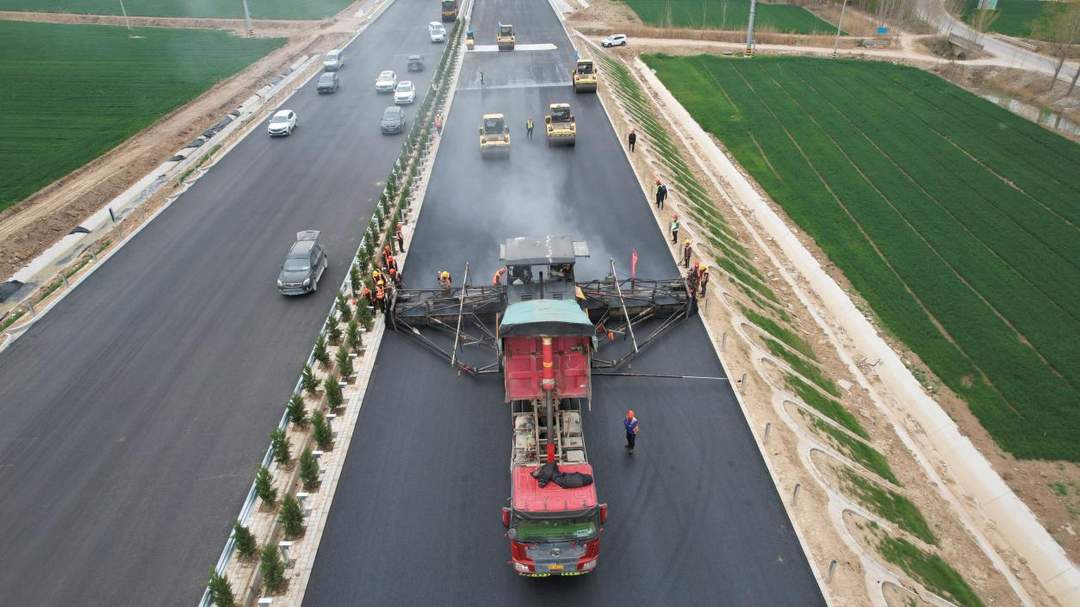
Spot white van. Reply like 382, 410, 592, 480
428, 22, 446, 43
323, 49, 344, 71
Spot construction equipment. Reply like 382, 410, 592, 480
572, 59, 597, 93
497, 23, 515, 50
389, 236, 696, 576
544, 103, 576, 147
465, 29, 475, 50
440, 0, 457, 22
479, 113, 511, 157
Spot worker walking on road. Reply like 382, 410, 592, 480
670, 214, 680, 244
624, 409, 640, 454
682, 240, 692, 268
627, 128, 637, 152
655, 179, 668, 209
526, 117, 534, 140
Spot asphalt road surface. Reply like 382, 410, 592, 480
0, 1, 445, 604
301, 0, 825, 605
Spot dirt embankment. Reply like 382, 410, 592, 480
0, 5, 367, 280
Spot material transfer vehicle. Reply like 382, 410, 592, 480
545, 103, 576, 146
497, 23, 515, 50
316, 72, 339, 94
375, 70, 398, 93
429, 21, 446, 42
479, 113, 510, 157
572, 59, 597, 93
267, 110, 297, 136
440, 0, 457, 22
395, 81, 416, 105
323, 49, 345, 71
600, 34, 627, 47
388, 235, 697, 575
277, 230, 327, 295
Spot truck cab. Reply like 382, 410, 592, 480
497, 23, 516, 50
545, 103, 576, 147
479, 113, 510, 157
572, 59, 597, 93
440, 0, 457, 22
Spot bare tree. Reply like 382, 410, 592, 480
1035, 0, 1080, 93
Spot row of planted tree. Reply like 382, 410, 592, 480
204, 17, 464, 607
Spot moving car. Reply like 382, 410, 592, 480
267, 110, 297, 136
600, 34, 627, 47
323, 49, 345, 71
316, 72, 340, 94
429, 21, 446, 42
277, 230, 328, 295
381, 106, 407, 134
394, 81, 416, 105
407, 54, 425, 72
375, 70, 398, 93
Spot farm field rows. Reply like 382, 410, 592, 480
0, 0, 354, 19
962, 0, 1066, 40
0, 20, 282, 211
616, 0, 839, 34
644, 54, 1080, 461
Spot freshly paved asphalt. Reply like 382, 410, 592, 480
0, 1, 445, 604
302, 0, 825, 605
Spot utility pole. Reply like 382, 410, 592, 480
833, 0, 849, 58
241, 0, 254, 36
745, 0, 757, 56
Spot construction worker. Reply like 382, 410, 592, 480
655, 179, 668, 210
670, 214, 680, 244
698, 266, 710, 298
575, 284, 587, 310
388, 267, 402, 288
371, 269, 383, 285
526, 117, 534, 139
627, 128, 637, 152
682, 240, 692, 269
687, 262, 699, 297
374, 283, 386, 314
434, 112, 443, 134
492, 266, 507, 286
624, 409, 640, 454
359, 283, 373, 310
438, 270, 452, 290
386, 252, 397, 272
395, 222, 405, 253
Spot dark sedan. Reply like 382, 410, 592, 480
316, 71, 340, 94
381, 106, 407, 135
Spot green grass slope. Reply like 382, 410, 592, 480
644, 54, 1080, 461
0, 20, 282, 211
0, 0, 354, 19
617, 0, 840, 34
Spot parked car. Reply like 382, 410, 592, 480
267, 110, 297, 136
375, 70, 397, 93
277, 230, 328, 295
429, 21, 446, 42
601, 34, 628, 47
316, 71, 340, 94
407, 54, 425, 72
394, 81, 416, 105
323, 49, 345, 71
381, 106, 407, 134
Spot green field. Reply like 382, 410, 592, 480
0, 0, 354, 19
617, 0, 841, 34
963, 0, 1067, 40
0, 20, 282, 211
645, 54, 1080, 461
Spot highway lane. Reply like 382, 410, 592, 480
0, 1, 446, 604
302, 0, 825, 605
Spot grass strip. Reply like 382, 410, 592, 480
842, 468, 934, 544
785, 373, 867, 438
743, 305, 814, 359
813, 418, 898, 484
878, 535, 983, 606
763, 337, 839, 396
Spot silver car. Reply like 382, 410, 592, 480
277, 230, 328, 295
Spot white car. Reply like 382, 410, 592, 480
428, 21, 446, 43
267, 110, 297, 136
601, 34, 628, 48
323, 49, 344, 71
375, 70, 397, 93
394, 81, 416, 105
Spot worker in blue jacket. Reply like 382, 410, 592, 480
624, 410, 640, 454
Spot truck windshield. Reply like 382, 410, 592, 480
500, 25, 513, 35
551, 107, 571, 122
483, 118, 504, 134
577, 62, 593, 75
441, 0, 454, 7
512, 512, 598, 542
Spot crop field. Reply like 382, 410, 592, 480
0, 20, 282, 212
617, 0, 840, 34
645, 54, 1080, 461
0, 0, 354, 19
962, 0, 1066, 40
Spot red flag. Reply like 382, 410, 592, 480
630, 248, 639, 279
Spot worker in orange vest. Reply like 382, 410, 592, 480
492, 266, 507, 286
374, 283, 386, 314
388, 267, 402, 288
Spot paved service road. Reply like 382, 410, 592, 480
302, 0, 825, 605
0, 1, 444, 604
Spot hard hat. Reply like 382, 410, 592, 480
685, 239, 691, 244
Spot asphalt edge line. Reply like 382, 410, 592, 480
566, 33, 836, 607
